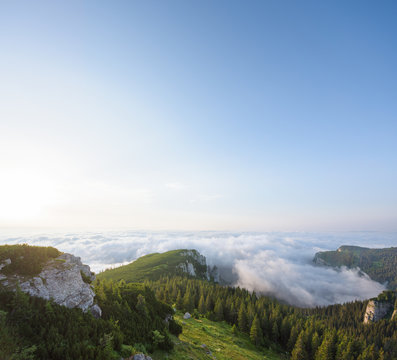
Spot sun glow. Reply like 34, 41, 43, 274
0, 167, 57, 224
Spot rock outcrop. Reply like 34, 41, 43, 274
177, 250, 220, 282
313, 253, 329, 266
180, 250, 207, 266
0, 253, 100, 316
363, 300, 393, 323
177, 261, 197, 276
207, 265, 219, 282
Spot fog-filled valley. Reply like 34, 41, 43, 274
1, 230, 395, 307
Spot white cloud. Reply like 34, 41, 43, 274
1, 230, 395, 307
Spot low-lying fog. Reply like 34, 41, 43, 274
1, 231, 396, 307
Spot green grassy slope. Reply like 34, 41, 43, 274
152, 313, 284, 360
314, 245, 397, 289
97, 249, 208, 283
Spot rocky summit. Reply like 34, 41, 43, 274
0, 252, 101, 317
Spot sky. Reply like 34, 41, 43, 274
0, 1, 396, 231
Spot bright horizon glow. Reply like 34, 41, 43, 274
1, 1, 396, 231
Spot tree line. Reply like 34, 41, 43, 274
148, 276, 397, 360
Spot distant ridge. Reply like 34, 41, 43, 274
313, 245, 397, 289
97, 249, 219, 283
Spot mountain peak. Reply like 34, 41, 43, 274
98, 248, 219, 283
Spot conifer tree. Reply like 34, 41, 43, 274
183, 288, 194, 312
238, 303, 248, 333
315, 330, 337, 360
205, 293, 214, 312
291, 332, 308, 360
198, 294, 206, 314
249, 315, 263, 346
280, 317, 291, 346
311, 331, 321, 358
176, 290, 183, 310
214, 299, 224, 321
272, 321, 279, 343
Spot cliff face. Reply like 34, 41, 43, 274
0, 253, 101, 317
177, 250, 219, 282
363, 300, 393, 323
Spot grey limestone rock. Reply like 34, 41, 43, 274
207, 265, 219, 282
180, 250, 206, 266
2, 253, 100, 314
90, 304, 102, 318
363, 300, 393, 323
0, 258, 11, 270
133, 354, 152, 360
183, 312, 191, 319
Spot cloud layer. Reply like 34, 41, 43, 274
1, 230, 395, 307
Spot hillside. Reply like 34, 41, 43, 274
97, 249, 219, 283
2, 244, 397, 360
0, 244, 182, 360
313, 245, 397, 289
152, 312, 283, 360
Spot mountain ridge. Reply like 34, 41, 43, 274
313, 245, 397, 289
97, 249, 220, 283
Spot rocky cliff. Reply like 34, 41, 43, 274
363, 300, 393, 323
363, 291, 396, 323
0, 253, 101, 317
177, 250, 219, 282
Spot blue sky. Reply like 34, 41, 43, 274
0, 1, 396, 230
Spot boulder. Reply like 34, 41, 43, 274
90, 304, 102, 318
0, 258, 11, 270
133, 354, 152, 360
183, 312, 191, 319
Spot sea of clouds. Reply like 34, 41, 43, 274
1, 230, 396, 307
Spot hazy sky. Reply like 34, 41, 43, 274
1, 1, 396, 231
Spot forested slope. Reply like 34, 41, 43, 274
314, 246, 397, 289
2, 245, 396, 360
148, 276, 397, 360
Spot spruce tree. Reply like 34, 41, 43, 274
176, 290, 183, 310
205, 293, 214, 312
291, 332, 308, 360
214, 299, 224, 321
238, 303, 248, 333
315, 330, 337, 360
182, 289, 194, 312
272, 321, 279, 343
250, 315, 263, 346
198, 294, 206, 314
